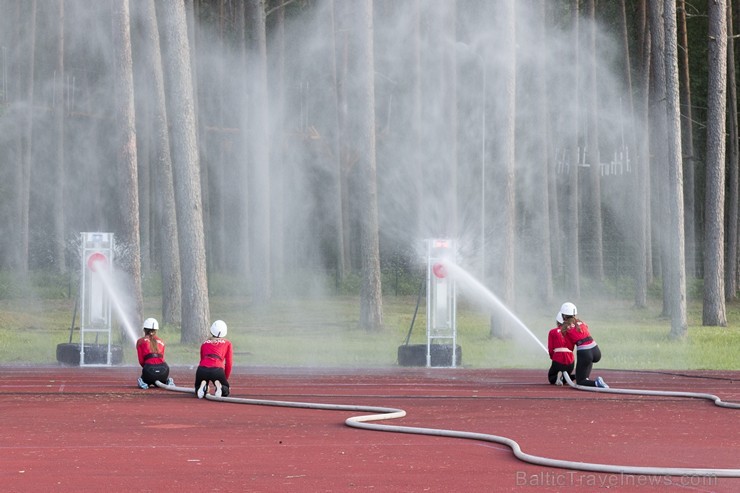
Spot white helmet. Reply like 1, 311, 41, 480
143, 317, 159, 331
559, 302, 577, 319
210, 320, 227, 337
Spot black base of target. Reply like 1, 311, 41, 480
56, 343, 123, 366
397, 344, 462, 367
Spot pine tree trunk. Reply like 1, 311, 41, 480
51, 0, 65, 273
19, 0, 37, 276
648, 0, 670, 316
156, 0, 211, 342
663, 0, 688, 338
270, 1, 288, 287
584, 0, 604, 282
566, 0, 581, 298
534, 0, 553, 304
112, 0, 143, 324
490, 0, 516, 339
633, 0, 650, 308
703, 0, 728, 326
678, 0, 697, 278
141, 0, 181, 326
357, 0, 383, 331
724, 1, 739, 301
334, 0, 353, 276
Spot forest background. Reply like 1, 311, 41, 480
0, 0, 739, 369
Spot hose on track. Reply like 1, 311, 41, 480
156, 375, 740, 477
563, 373, 740, 409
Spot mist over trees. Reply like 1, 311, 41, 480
0, 0, 737, 336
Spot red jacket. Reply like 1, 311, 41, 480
198, 338, 233, 379
548, 327, 574, 365
562, 321, 596, 349
136, 335, 166, 366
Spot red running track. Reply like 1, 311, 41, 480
0, 366, 738, 493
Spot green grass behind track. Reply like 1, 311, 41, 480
1, 292, 739, 370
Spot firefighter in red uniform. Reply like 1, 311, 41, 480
558, 302, 608, 388
136, 318, 174, 389
547, 312, 575, 385
195, 320, 233, 398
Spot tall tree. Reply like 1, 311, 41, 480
206, 0, 227, 273
268, 0, 289, 286
156, 0, 210, 342
357, 0, 383, 331
333, 0, 353, 276
546, 1, 563, 283
139, 0, 182, 326
633, 0, 650, 308
703, 0, 728, 326
725, 0, 739, 300
234, 0, 251, 278
648, 0, 671, 315
51, 0, 65, 273
132, 2, 152, 273
332, 2, 354, 277
663, 0, 688, 338
734, 0, 740, 291
18, 0, 37, 276
0, 0, 15, 268
565, 0, 581, 298
584, 0, 604, 282
112, 0, 143, 324
490, 0, 516, 338
533, 0, 553, 303
328, 0, 347, 283
677, 0, 697, 278
412, 0, 423, 255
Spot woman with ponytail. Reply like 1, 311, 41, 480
136, 318, 174, 389
557, 302, 608, 388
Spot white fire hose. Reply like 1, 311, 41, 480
563, 372, 740, 409
157, 374, 740, 478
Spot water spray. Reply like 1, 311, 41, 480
442, 260, 549, 355
399, 239, 549, 367
91, 263, 140, 345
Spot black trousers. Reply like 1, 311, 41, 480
547, 361, 575, 384
141, 363, 170, 385
575, 345, 602, 386
195, 366, 230, 397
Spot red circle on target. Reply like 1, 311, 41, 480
87, 252, 108, 272
432, 263, 447, 279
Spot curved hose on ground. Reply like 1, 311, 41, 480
156, 376, 740, 477
562, 373, 740, 409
